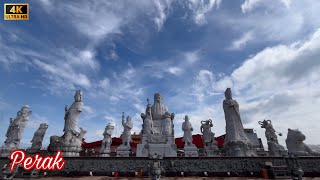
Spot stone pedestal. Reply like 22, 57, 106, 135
224, 140, 256, 156
184, 145, 198, 157
137, 143, 177, 157
48, 145, 81, 157
99, 149, 111, 157
116, 145, 130, 157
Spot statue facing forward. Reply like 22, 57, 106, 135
1, 105, 32, 157
223, 88, 256, 156
116, 113, 133, 157
201, 119, 218, 156
182, 115, 193, 146
48, 90, 87, 157
99, 122, 115, 157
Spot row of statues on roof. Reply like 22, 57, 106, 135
1, 89, 320, 158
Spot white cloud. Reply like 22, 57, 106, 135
186, 0, 221, 25
229, 31, 253, 50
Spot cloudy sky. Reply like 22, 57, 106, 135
0, 0, 320, 149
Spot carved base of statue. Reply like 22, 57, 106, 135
0, 145, 14, 157
184, 144, 198, 157
48, 145, 82, 157
137, 143, 177, 157
268, 141, 287, 156
99, 148, 111, 157
116, 145, 131, 157
204, 143, 218, 157
224, 140, 256, 157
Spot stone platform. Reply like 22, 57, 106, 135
1, 156, 320, 177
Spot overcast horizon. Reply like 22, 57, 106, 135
1, 0, 320, 149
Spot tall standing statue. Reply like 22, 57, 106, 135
27, 123, 49, 154
116, 112, 133, 157
141, 99, 153, 135
200, 119, 218, 156
137, 93, 177, 157
0, 105, 32, 157
182, 115, 198, 157
258, 120, 286, 156
48, 90, 87, 157
223, 88, 256, 156
99, 122, 115, 157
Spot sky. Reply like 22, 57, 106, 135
0, 0, 320, 149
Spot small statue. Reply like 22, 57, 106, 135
286, 129, 320, 156
99, 123, 115, 156
29, 123, 49, 152
259, 120, 286, 156
121, 112, 132, 146
201, 119, 218, 156
1, 105, 32, 157
141, 99, 153, 135
116, 113, 133, 157
182, 115, 193, 146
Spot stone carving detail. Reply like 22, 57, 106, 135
48, 90, 87, 157
116, 113, 132, 157
223, 88, 256, 156
0, 105, 32, 157
137, 93, 177, 157
182, 115, 198, 157
99, 122, 115, 157
258, 119, 286, 156
27, 123, 48, 154
286, 128, 320, 156
200, 119, 218, 156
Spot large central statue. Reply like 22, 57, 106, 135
48, 90, 87, 157
137, 93, 177, 157
223, 88, 256, 156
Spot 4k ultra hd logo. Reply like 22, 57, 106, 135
4, 3, 29, 20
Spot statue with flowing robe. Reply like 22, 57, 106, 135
223, 88, 256, 156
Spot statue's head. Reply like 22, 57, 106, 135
287, 128, 306, 142
154, 93, 162, 103
225, 88, 232, 99
39, 123, 49, 130
74, 90, 83, 102
184, 115, 189, 121
20, 105, 31, 116
258, 119, 271, 128
106, 122, 115, 131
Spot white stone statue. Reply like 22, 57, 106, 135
1, 105, 32, 157
182, 115, 193, 146
48, 90, 87, 157
141, 99, 153, 135
116, 113, 133, 157
28, 123, 48, 153
286, 128, 320, 156
136, 93, 177, 157
223, 88, 256, 156
259, 120, 286, 156
121, 112, 132, 146
99, 122, 115, 157
151, 93, 174, 134
201, 119, 218, 156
